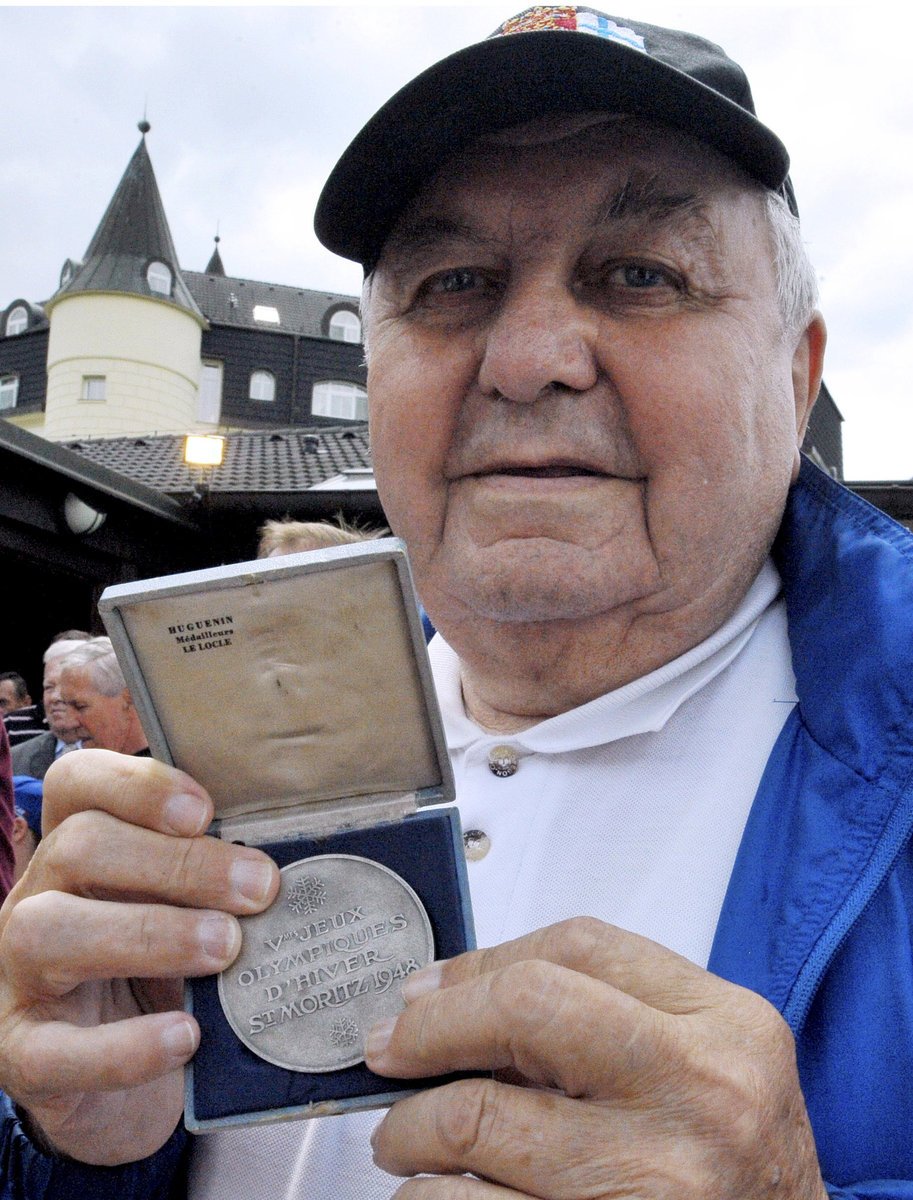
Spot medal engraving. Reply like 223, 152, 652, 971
218, 854, 434, 1072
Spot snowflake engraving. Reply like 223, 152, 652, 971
329, 1017, 359, 1048
287, 874, 327, 915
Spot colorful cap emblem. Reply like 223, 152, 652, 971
495, 6, 646, 53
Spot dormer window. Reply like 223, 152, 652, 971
249, 370, 276, 402
146, 261, 172, 296
59, 259, 79, 290
5, 306, 27, 336
328, 309, 361, 343
253, 305, 280, 325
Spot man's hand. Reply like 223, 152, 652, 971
0, 749, 279, 1165
366, 918, 828, 1200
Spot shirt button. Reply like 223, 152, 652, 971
488, 744, 519, 777
463, 829, 491, 861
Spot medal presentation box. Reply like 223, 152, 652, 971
98, 540, 474, 1133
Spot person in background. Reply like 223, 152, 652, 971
11, 637, 88, 780
9, 777, 41, 887
255, 517, 388, 558
57, 638, 149, 756
0, 675, 42, 749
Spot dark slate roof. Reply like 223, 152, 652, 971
53, 135, 202, 319
183, 271, 359, 337
61, 424, 372, 495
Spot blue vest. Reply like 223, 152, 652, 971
712, 458, 913, 1192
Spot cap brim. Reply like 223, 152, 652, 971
315, 28, 790, 267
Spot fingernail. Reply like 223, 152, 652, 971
162, 1019, 197, 1061
163, 792, 208, 836
364, 1016, 397, 1060
402, 962, 443, 1003
231, 857, 275, 905
198, 914, 240, 964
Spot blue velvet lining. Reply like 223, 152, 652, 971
189, 809, 471, 1122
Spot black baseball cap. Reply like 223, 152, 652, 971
315, 5, 794, 271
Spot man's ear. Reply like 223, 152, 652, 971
11, 815, 28, 846
793, 313, 827, 441
790, 313, 827, 480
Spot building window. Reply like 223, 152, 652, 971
249, 370, 276, 402
328, 309, 361, 343
0, 375, 19, 410
198, 361, 223, 423
311, 380, 368, 421
81, 376, 106, 401
5, 306, 27, 336
253, 305, 280, 325
146, 261, 172, 296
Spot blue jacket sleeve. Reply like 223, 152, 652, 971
827, 1185, 913, 1199
0, 1091, 190, 1200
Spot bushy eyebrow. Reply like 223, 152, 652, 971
592, 172, 709, 232
383, 214, 500, 262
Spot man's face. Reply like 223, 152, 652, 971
43, 657, 82, 742
366, 119, 816, 645
59, 668, 131, 752
0, 681, 26, 714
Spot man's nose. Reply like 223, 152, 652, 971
477, 281, 599, 404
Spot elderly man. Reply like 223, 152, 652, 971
10, 639, 87, 780
56, 638, 149, 756
0, 8, 911, 1200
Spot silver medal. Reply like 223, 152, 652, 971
217, 854, 435, 1072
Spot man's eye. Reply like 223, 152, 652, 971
425, 268, 486, 295
613, 263, 677, 289
419, 266, 505, 302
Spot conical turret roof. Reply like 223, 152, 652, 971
53, 128, 202, 319
205, 236, 226, 276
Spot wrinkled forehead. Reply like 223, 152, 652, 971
58, 665, 91, 693
378, 113, 763, 263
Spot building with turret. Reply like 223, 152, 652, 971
0, 124, 366, 442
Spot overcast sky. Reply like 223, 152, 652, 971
2, 3, 910, 480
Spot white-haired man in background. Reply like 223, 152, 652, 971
10, 637, 88, 780
57, 637, 149, 757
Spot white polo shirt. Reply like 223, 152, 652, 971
190, 559, 796, 1200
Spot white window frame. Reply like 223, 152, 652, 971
5, 306, 27, 336
198, 361, 223, 423
249, 369, 276, 402
311, 380, 368, 421
81, 375, 106, 402
328, 309, 361, 343
0, 375, 19, 410
146, 261, 172, 296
